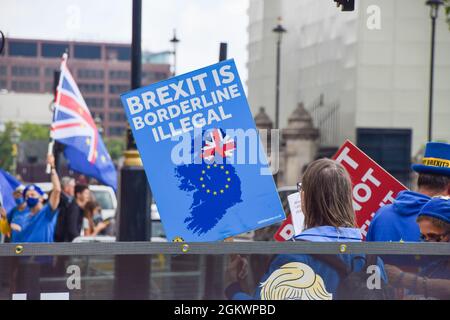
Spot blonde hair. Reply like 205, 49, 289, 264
302, 159, 356, 229
260, 262, 332, 300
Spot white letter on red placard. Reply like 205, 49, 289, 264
335, 147, 358, 170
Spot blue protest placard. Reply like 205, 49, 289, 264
121, 59, 285, 242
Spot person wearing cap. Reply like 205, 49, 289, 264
19, 154, 61, 243
417, 196, 450, 243
4, 185, 29, 243
367, 142, 450, 242
385, 197, 450, 299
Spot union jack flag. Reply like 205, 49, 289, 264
51, 53, 99, 164
50, 54, 117, 190
201, 129, 236, 161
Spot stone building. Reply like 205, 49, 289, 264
254, 102, 319, 187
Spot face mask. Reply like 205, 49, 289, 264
26, 197, 40, 208
15, 198, 25, 206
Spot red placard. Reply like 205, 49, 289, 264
273, 214, 295, 242
332, 140, 407, 237
274, 140, 407, 241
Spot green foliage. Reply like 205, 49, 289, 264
0, 122, 50, 171
0, 123, 14, 170
445, 0, 450, 29
105, 138, 125, 161
20, 122, 49, 141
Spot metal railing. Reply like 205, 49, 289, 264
1, 242, 449, 256
0, 242, 449, 300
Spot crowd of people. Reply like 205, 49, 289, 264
1, 141, 449, 299
0, 155, 109, 243
225, 141, 450, 300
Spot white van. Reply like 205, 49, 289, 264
34, 182, 117, 221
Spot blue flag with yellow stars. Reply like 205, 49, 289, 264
176, 129, 243, 235
121, 59, 285, 241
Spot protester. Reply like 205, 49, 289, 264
61, 177, 75, 202
82, 200, 108, 237
367, 142, 450, 242
5, 185, 29, 243
417, 197, 450, 243
386, 197, 450, 299
54, 176, 75, 242
19, 155, 61, 243
64, 184, 91, 242
225, 159, 388, 300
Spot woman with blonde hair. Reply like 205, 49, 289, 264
225, 159, 388, 300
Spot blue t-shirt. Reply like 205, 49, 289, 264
20, 204, 59, 243
7, 206, 30, 243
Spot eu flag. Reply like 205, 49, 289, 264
50, 54, 117, 190
175, 129, 242, 235
0, 169, 21, 212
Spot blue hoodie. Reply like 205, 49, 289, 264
226, 226, 387, 300
366, 191, 430, 242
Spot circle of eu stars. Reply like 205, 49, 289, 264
199, 163, 232, 196
86, 137, 107, 163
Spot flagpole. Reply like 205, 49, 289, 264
46, 53, 67, 174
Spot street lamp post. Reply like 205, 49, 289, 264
272, 18, 287, 186
272, 17, 287, 131
170, 29, 180, 76
11, 123, 21, 176
426, 0, 443, 142
115, 0, 151, 300
94, 116, 103, 135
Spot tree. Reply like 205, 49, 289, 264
0, 123, 14, 170
105, 138, 125, 161
0, 122, 50, 171
445, 1, 450, 29
20, 122, 49, 141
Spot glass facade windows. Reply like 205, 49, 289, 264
42, 43, 69, 58
8, 41, 37, 57
78, 69, 104, 79
109, 70, 130, 80
11, 80, 39, 92
12, 66, 40, 77
109, 84, 129, 94
74, 44, 101, 60
105, 46, 131, 61
78, 83, 104, 93
109, 98, 123, 109
109, 112, 127, 122
85, 97, 104, 108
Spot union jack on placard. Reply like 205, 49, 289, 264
201, 129, 236, 161
50, 53, 99, 164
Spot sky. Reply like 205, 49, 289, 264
0, 0, 249, 84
